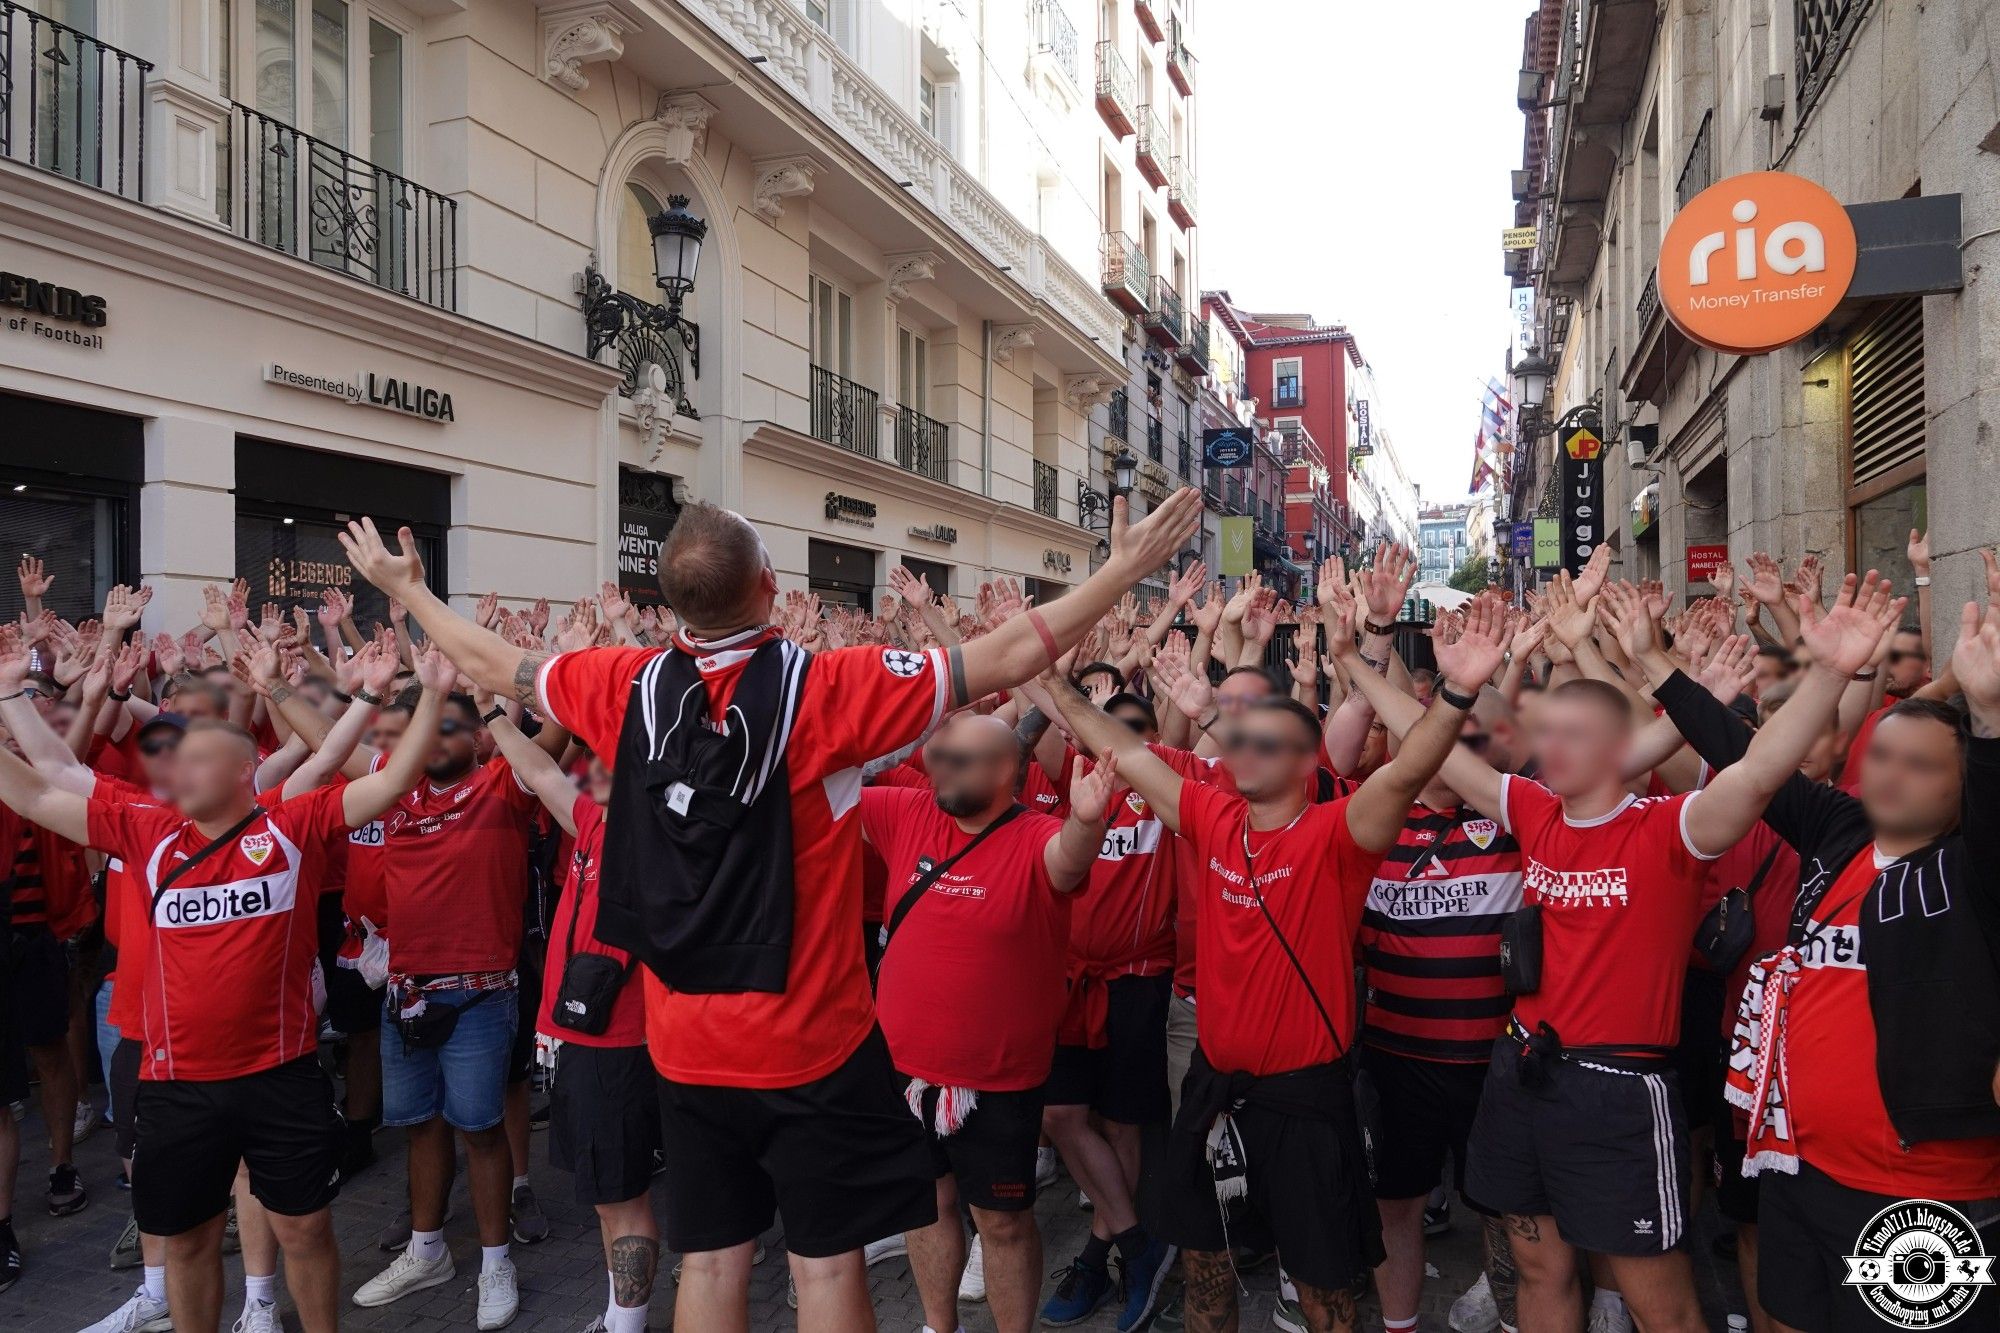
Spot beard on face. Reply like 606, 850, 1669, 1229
934, 787, 997, 819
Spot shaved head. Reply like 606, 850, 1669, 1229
927, 713, 1028, 817
658, 502, 771, 630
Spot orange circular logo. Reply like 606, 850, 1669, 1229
1658, 171, 1857, 355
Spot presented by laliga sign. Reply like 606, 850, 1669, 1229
1658, 171, 1858, 356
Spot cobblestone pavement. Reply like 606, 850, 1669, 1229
4, 1090, 1739, 1331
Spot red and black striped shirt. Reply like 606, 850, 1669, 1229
1360, 803, 1523, 1063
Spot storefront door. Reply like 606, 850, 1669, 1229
0, 392, 141, 622
809, 538, 876, 609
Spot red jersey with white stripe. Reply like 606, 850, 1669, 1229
1069, 746, 1175, 976
85, 784, 350, 1081
91, 772, 170, 1036
1502, 776, 1715, 1050
382, 759, 538, 975
342, 750, 390, 930
539, 633, 951, 1089
1361, 803, 1523, 1063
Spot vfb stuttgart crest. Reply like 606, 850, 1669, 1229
1844, 1199, 1994, 1326
1462, 819, 1499, 850
239, 832, 276, 866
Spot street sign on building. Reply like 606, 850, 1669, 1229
1558, 427, 1604, 575
1220, 516, 1254, 576
1532, 519, 1560, 570
1203, 427, 1255, 468
1501, 226, 1538, 250
1686, 543, 1730, 584
1658, 171, 1858, 355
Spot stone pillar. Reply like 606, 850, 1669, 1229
114, 0, 231, 225
140, 414, 235, 633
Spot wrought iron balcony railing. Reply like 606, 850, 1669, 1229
225, 102, 458, 311
1094, 39, 1135, 137
1107, 388, 1130, 440
1135, 105, 1168, 186
1178, 434, 1193, 477
0, 0, 150, 200
581, 264, 699, 412
1100, 231, 1149, 313
1168, 156, 1196, 228
811, 365, 880, 459
1636, 266, 1660, 331
1146, 415, 1164, 463
1797, 0, 1873, 118
1675, 108, 1712, 209
1272, 380, 1303, 409
1143, 274, 1186, 347
1176, 313, 1210, 376
1033, 459, 1060, 518
1029, 0, 1079, 87
896, 404, 949, 482
1165, 16, 1193, 94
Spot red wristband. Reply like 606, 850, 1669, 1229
1026, 608, 1060, 666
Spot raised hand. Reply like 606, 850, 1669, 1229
102, 584, 144, 636
1597, 580, 1663, 663
1790, 554, 1825, 611
887, 564, 931, 610
1190, 581, 1225, 636
1708, 560, 1736, 600
1799, 571, 1906, 678
149, 631, 182, 678
1167, 560, 1206, 608
1509, 613, 1550, 662
1543, 570, 1598, 649
1698, 634, 1758, 706
1907, 528, 1932, 578
199, 584, 232, 633
1358, 544, 1415, 626
358, 639, 401, 697
1152, 645, 1216, 721
1288, 643, 1318, 689
528, 598, 551, 637
1243, 588, 1279, 645
16, 554, 53, 602
337, 518, 428, 599
1572, 543, 1613, 604
1108, 488, 1204, 578
0, 626, 30, 691
1952, 597, 2000, 721
408, 642, 452, 693
1432, 594, 1507, 694
1067, 752, 1121, 826
599, 581, 636, 627
317, 587, 353, 630
475, 591, 501, 630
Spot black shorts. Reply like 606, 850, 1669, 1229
314, 896, 382, 1038
1162, 1051, 1383, 1292
1361, 1045, 1493, 1211
903, 1075, 1044, 1213
10, 927, 71, 1048
1761, 1162, 2000, 1333
1047, 972, 1172, 1124
1464, 1036, 1690, 1256
111, 1037, 142, 1160
1671, 969, 1726, 1128
131, 1054, 344, 1236
654, 1026, 934, 1257
0, 957, 26, 1104
550, 1042, 660, 1207
509, 944, 543, 1084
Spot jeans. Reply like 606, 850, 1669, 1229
94, 981, 119, 1120
380, 986, 518, 1132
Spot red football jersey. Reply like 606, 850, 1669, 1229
1786, 849, 2000, 1199
86, 785, 350, 1081
862, 787, 1069, 1089
381, 759, 538, 975
536, 795, 645, 1048
1178, 781, 1381, 1076
539, 634, 952, 1089
1503, 776, 1714, 1051
91, 772, 168, 1036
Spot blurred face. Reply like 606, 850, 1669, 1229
365, 709, 410, 755
1214, 671, 1275, 721
925, 715, 1020, 818
1410, 671, 1437, 707
168, 728, 256, 822
1799, 726, 1842, 784
1219, 707, 1320, 801
298, 678, 333, 711
137, 727, 181, 792
1528, 693, 1630, 797
1858, 714, 1962, 840
1886, 631, 1928, 693
1108, 701, 1157, 742
586, 756, 613, 806
1752, 653, 1792, 697
173, 686, 224, 722
426, 701, 481, 780
44, 700, 77, 739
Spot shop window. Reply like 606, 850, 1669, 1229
901, 555, 951, 597
617, 469, 681, 607
1845, 300, 1926, 588
0, 393, 141, 622
809, 538, 875, 609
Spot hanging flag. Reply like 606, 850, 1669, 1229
1483, 376, 1513, 411
1470, 452, 1495, 495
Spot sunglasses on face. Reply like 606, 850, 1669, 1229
438, 719, 472, 736
1461, 734, 1491, 752
1220, 733, 1312, 758
1888, 651, 1923, 664
140, 738, 179, 756
1115, 715, 1150, 734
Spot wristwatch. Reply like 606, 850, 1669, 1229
1439, 682, 1479, 711
1851, 668, 1879, 682
1913, 575, 1933, 587
354, 687, 385, 706
482, 704, 508, 724
1364, 619, 1397, 637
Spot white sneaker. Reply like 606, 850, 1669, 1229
1078, 1188, 1093, 1210
353, 1246, 456, 1307
74, 1103, 100, 1143
1587, 1299, 1633, 1333
476, 1260, 519, 1330
80, 1288, 173, 1333
958, 1234, 987, 1303
1035, 1145, 1059, 1189
1450, 1273, 1502, 1333
863, 1233, 907, 1267
231, 1299, 279, 1333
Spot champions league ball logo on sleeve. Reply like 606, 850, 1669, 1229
1844, 1200, 1994, 1326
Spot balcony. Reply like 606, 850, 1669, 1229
1107, 388, 1130, 441
1176, 318, 1210, 376
1029, 0, 1079, 89
1146, 414, 1164, 463
1635, 266, 1659, 332
811, 365, 880, 459
1165, 17, 1194, 94
1033, 459, 1060, 518
1797, 0, 1873, 119
1167, 157, 1196, 229
225, 103, 458, 312
1143, 275, 1186, 348
1134, 0, 1166, 44
895, 405, 950, 482
0, 1, 151, 201
1272, 379, 1303, 409
1094, 39, 1136, 138
1674, 108, 1712, 210
1135, 106, 1169, 187
1099, 231, 1149, 314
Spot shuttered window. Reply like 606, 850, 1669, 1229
1847, 300, 1925, 489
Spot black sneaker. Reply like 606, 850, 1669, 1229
1423, 1198, 1452, 1237
0, 1221, 20, 1292
47, 1164, 87, 1217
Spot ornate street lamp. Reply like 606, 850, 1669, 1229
581, 195, 707, 416
1511, 347, 1554, 413
647, 194, 707, 318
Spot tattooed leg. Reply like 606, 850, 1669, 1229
609, 1234, 661, 1310
1182, 1248, 1239, 1333
1297, 1279, 1361, 1333
1481, 1213, 1520, 1330
1505, 1214, 1582, 1333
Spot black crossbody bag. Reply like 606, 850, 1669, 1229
1694, 842, 1783, 974
148, 807, 266, 922
550, 843, 636, 1037
879, 805, 1027, 953
1499, 905, 1542, 994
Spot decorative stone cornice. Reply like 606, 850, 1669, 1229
750, 154, 822, 220
539, 3, 638, 92
991, 323, 1036, 365
1063, 373, 1115, 412
884, 250, 942, 301
652, 93, 718, 164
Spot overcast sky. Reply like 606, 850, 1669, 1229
1196, 0, 1530, 504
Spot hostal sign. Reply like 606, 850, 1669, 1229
264, 364, 456, 423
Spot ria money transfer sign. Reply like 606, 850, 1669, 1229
1658, 171, 1858, 355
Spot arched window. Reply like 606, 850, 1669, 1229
618, 182, 664, 298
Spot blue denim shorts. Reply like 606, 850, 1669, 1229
380, 986, 518, 1132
